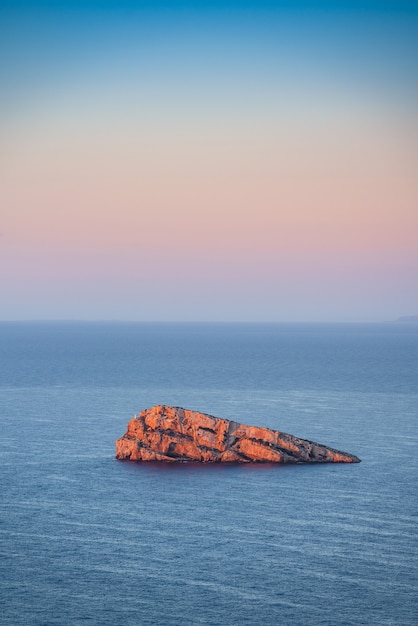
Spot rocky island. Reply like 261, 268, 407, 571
116, 405, 360, 464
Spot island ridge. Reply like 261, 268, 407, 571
116, 405, 361, 464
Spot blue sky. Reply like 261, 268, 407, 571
1, 0, 417, 321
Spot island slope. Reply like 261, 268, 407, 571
116, 405, 360, 464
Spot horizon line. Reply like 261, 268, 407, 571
1, 318, 416, 324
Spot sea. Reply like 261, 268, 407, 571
1, 321, 417, 625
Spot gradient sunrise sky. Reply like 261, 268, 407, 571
1, 1, 417, 321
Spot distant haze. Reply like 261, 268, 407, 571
1, 1, 417, 322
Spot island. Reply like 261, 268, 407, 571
115, 405, 361, 464
395, 315, 418, 323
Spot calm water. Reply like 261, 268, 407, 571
1, 322, 417, 625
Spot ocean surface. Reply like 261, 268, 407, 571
1, 321, 417, 625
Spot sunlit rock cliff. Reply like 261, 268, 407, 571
115, 405, 360, 464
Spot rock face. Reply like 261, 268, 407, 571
115, 405, 361, 464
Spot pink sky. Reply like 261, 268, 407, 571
1, 7, 417, 320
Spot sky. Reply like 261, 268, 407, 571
1, 1, 417, 321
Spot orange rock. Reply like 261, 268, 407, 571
115, 405, 361, 464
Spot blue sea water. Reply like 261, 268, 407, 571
0, 321, 417, 625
